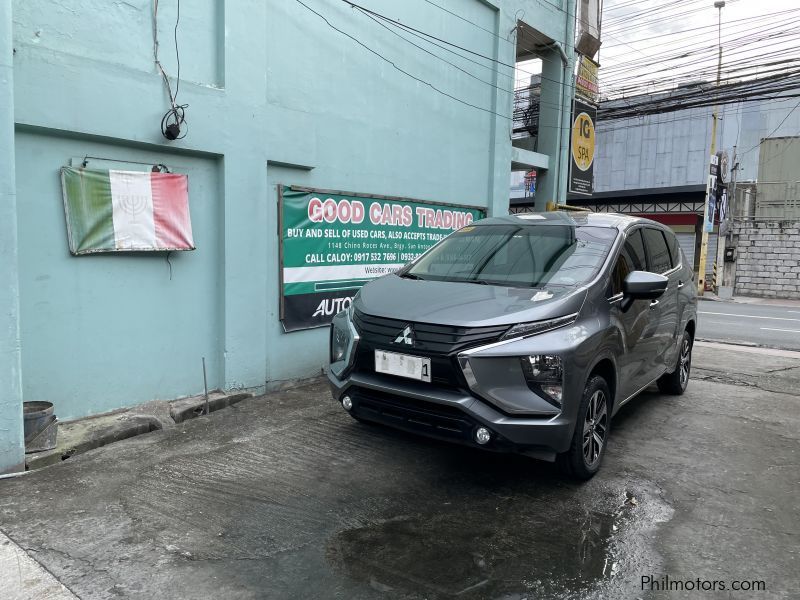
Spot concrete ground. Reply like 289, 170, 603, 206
1, 342, 799, 599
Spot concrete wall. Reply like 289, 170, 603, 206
1, 2, 25, 474
754, 137, 800, 220
731, 221, 800, 299
1, 0, 576, 467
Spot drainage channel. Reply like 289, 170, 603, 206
23, 392, 253, 472
169, 392, 252, 424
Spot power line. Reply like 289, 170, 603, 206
739, 99, 800, 157
757, 131, 800, 168
601, 7, 800, 51
420, 0, 512, 44
600, 32, 800, 97
293, 0, 511, 120
598, 69, 800, 119
602, 17, 800, 75
601, 20, 800, 79
341, 0, 524, 73
345, 3, 583, 114
341, 0, 589, 97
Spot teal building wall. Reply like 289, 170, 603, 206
1, 0, 575, 472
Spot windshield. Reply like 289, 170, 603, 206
403, 224, 617, 288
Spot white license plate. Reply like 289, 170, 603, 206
374, 350, 431, 383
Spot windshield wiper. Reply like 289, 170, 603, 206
400, 272, 425, 280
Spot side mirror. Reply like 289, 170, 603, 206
620, 271, 668, 311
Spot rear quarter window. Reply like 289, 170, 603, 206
665, 230, 681, 267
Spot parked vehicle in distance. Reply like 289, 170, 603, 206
328, 212, 697, 479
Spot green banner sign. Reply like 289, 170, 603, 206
279, 185, 485, 331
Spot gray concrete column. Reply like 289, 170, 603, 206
532, 10, 576, 211
0, 2, 25, 474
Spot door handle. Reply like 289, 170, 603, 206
677, 281, 684, 289
649, 299, 659, 309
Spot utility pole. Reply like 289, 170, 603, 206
697, 0, 725, 296
718, 147, 739, 294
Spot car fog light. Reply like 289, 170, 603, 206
475, 427, 491, 445
541, 384, 563, 403
342, 396, 353, 411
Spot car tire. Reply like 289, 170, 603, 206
657, 330, 692, 395
557, 375, 611, 481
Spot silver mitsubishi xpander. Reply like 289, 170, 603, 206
328, 212, 697, 479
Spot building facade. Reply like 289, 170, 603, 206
580, 84, 800, 279
0, 0, 578, 473
729, 135, 800, 299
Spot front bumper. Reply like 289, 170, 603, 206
328, 370, 575, 460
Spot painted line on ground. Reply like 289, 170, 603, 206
699, 311, 800, 322
760, 327, 800, 334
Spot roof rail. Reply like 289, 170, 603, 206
545, 202, 592, 212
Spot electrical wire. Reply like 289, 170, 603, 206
757, 131, 800, 168
602, 7, 800, 51
600, 31, 800, 98
601, 23, 800, 81
153, 0, 187, 140
289, 0, 799, 147
294, 0, 511, 120
350, 2, 580, 116
738, 99, 800, 157
420, 0, 513, 44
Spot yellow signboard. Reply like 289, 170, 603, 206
569, 100, 596, 195
571, 111, 595, 171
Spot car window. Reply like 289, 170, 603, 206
405, 224, 617, 288
643, 228, 672, 274
609, 246, 637, 297
665, 230, 681, 267
625, 229, 647, 271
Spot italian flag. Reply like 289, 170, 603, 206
61, 167, 195, 254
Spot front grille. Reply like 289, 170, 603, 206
350, 388, 478, 443
353, 310, 509, 355
351, 310, 509, 389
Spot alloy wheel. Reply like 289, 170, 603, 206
679, 337, 691, 388
582, 390, 608, 467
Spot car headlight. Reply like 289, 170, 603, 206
501, 313, 578, 341
329, 301, 359, 379
520, 355, 563, 408
331, 324, 349, 363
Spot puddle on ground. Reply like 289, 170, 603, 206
327, 483, 671, 599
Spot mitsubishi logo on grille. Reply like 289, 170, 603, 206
394, 325, 414, 346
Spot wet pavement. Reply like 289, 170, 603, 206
1, 342, 799, 599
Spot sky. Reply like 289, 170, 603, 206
598, 0, 800, 97
515, 0, 799, 95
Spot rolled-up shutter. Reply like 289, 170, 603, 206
675, 231, 717, 275
676, 232, 695, 269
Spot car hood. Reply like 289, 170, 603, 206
355, 274, 587, 327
